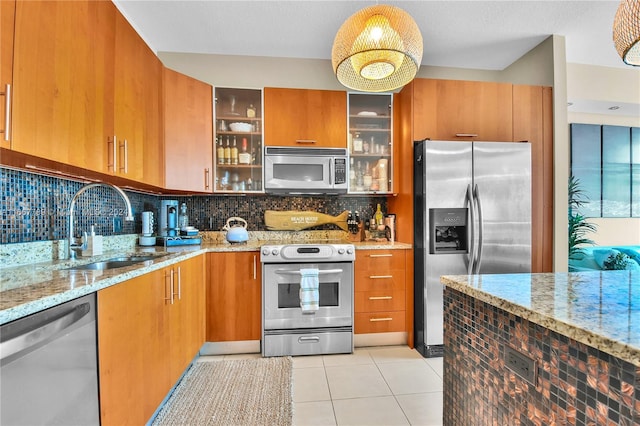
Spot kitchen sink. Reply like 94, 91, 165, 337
66, 254, 168, 271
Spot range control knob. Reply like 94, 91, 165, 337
338, 248, 345, 254
262, 248, 270, 256
271, 249, 279, 256
346, 248, 354, 254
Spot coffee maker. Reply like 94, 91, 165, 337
159, 200, 179, 237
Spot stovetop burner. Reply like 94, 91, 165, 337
260, 243, 355, 263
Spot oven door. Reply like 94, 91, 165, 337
263, 262, 353, 330
264, 154, 333, 193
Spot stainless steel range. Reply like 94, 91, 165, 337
261, 243, 355, 357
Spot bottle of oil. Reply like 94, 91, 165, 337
375, 203, 384, 227
231, 136, 239, 165
224, 136, 231, 164
217, 137, 225, 165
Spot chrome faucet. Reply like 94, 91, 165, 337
67, 182, 134, 259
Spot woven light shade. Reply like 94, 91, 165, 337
332, 5, 423, 92
613, 0, 640, 66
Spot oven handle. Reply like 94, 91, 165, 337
274, 269, 344, 275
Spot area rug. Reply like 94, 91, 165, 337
152, 357, 293, 426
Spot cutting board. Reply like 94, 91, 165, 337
264, 210, 349, 232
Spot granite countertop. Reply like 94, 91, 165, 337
441, 271, 640, 367
0, 234, 411, 325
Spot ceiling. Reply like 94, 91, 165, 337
113, 0, 628, 70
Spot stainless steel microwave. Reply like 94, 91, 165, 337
264, 146, 348, 195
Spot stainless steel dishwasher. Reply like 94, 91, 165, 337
0, 293, 100, 425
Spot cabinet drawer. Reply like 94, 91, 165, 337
356, 249, 405, 272
356, 270, 405, 292
355, 311, 406, 334
355, 291, 405, 313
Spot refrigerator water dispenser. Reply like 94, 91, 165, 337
429, 208, 468, 254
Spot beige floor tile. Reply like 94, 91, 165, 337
396, 392, 443, 426
377, 360, 443, 395
325, 364, 391, 400
293, 367, 331, 403
293, 401, 337, 426
322, 348, 374, 367
332, 396, 409, 426
367, 346, 424, 364
293, 355, 325, 369
424, 357, 443, 379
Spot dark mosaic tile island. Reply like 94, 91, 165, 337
1, 168, 387, 244
443, 288, 639, 426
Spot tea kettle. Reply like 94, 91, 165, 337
222, 217, 249, 243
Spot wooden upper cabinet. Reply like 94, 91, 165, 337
264, 87, 347, 148
0, 0, 15, 149
513, 84, 554, 273
11, 0, 115, 172
163, 68, 213, 192
113, 11, 163, 186
413, 78, 513, 142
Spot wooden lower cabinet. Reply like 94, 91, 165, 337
354, 249, 408, 335
97, 255, 205, 426
206, 252, 261, 342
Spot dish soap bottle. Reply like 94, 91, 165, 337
178, 203, 189, 229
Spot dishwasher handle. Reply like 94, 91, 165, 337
0, 302, 91, 362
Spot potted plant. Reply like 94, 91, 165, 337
568, 175, 596, 260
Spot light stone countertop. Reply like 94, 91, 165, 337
441, 271, 640, 367
0, 233, 411, 325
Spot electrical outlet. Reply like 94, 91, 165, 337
505, 347, 536, 385
113, 217, 123, 233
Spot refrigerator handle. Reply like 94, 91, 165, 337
465, 184, 475, 274
473, 184, 484, 274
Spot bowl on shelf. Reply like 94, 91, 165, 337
229, 122, 253, 132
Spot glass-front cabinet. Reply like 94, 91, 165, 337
214, 87, 263, 193
347, 93, 393, 194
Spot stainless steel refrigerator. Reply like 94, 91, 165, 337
414, 140, 531, 357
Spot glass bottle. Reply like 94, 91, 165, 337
375, 203, 384, 226
224, 136, 231, 164
353, 132, 363, 153
178, 203, 189, 229
231, 136, 239, 165
355, 160, 364, 191
239, 137, 251, 164
217, 137, 225, 165
363, 161, 372, 190
349, 157, 356, 188
246, 104, 256, 118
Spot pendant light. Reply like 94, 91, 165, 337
613, 0, 640, 66
332, 4, 423, 92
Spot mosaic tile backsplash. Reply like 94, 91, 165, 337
1, 168, 388, 244
443, 287, 640, 426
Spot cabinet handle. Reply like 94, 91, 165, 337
165, 270, 174, 305
1, 84, 11, 142
118, 139, 129, 173
295, 139, 317, 144
253, 255, 257, 280
204, 168, 210, 190
369, 296, 392, 300
369, 275, 393, 279
176, 267, 182, 300
369, 254, 392, 258
455, 133, 478, 138
108, 136, 117, 172
369, 317, 393, 322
